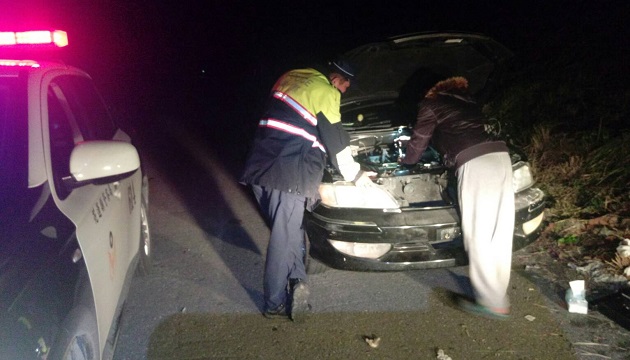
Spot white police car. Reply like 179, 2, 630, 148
0, 30, 150, 360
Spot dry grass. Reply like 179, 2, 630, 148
524, 126, 630, 278
526, 126, 630, 220
481, 20, 630, 283
605, 253, 630, 274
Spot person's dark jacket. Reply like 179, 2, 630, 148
402, 86, 507, 169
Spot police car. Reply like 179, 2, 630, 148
0, 30, 150, 359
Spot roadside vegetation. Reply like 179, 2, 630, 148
484, 26, 630, 280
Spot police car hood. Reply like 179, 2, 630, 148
342, 32, 513, 104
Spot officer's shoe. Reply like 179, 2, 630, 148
263, 303, 289, 320
289, 279, 311, 322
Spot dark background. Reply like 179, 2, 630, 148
2, 0, 628, 139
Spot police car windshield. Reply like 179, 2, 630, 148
1, 76, 35, 256
0, 77, 28, 208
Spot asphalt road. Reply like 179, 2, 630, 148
111, 119, 610, 359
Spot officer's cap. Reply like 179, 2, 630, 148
329, 58, 357, 80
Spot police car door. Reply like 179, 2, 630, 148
42, 70, 140, 351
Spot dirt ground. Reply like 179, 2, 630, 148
143, 213, 630, 360
146, 271, 579, 360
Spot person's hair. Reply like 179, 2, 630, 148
425, 77, 469, 99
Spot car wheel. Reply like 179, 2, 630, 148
136, 193, 152, 276
48, 293, 98, 360
304, 233, 329, 275
306, 255, 330, 275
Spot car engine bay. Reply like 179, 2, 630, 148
325, 125, 456, 207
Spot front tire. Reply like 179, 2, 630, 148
136, 192, 152, 276
306, 255, 330, 275
304, 233, 329, 275
49, 296, 98, 360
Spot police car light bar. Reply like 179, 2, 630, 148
0, 30, 68, 47
0, 60, 40, 67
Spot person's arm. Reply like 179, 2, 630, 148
316, 112, 361, 181
314, 84, 374, 186
401, 105, 437, 165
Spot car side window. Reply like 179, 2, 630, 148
47, 75, 118, 199
47, 86, 76, 200
53, 76, 116, 141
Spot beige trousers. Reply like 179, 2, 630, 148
457, 152, 515, 309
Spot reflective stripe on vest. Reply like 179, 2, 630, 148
259, 119, 326, 153
272, 91, 318, 126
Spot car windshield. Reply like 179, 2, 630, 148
0, 76, 30, 245
0, 77, 28, 182
341, 100, 412, 130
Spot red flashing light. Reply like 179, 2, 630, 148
0, 60, 40, 67
0, 30, 68, 47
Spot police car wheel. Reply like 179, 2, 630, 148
136, 194, 152, 276
49, 304, 98, 360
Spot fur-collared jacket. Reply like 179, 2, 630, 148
401, 77, 508, 169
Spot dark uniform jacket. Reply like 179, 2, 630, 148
402, 90, 508, 169
240, 68, 354, 199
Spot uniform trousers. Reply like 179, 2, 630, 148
252, 185, 307, 310
456, 152, 515, 309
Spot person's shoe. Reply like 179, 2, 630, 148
289, 279, 311, 322
456, 296, 510, 320
263, 303, 289, 319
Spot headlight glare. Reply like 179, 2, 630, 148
329, 239, 392, 259
319, 182, 400, 209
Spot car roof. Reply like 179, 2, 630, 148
342, 32, 514, 103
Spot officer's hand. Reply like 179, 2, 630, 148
354, 171, 377, 188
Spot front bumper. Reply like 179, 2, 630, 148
305, 187, 546, 271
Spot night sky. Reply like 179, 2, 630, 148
2, 1, 628, 129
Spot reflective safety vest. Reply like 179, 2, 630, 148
240, 68, 349, 198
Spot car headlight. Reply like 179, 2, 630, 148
318, 182, 400, 210
512, 161, 534, 193
329, 239, 392, 259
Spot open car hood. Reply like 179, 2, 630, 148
342, 32, 513, 104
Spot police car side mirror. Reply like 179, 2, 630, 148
63, 141, 140, 189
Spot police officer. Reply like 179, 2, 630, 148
240, 59, 374, 321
